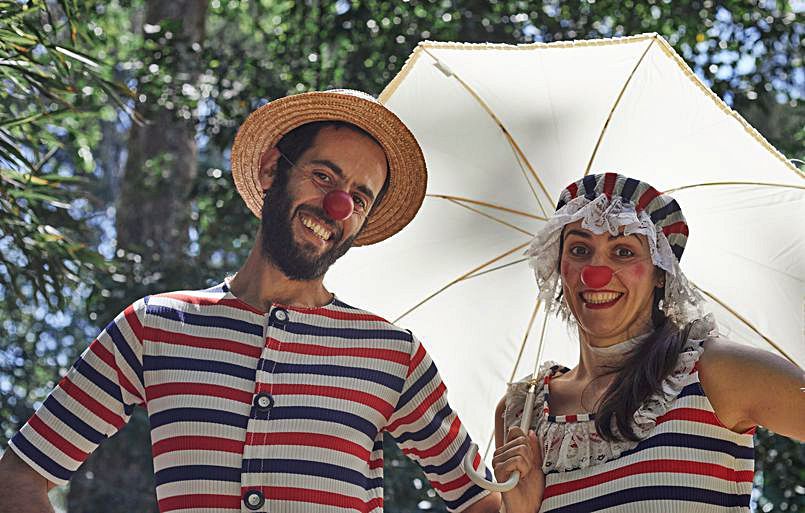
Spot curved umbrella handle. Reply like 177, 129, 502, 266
461, 383, 539, 492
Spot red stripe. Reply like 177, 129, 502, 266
247, 486, 383, 512
158, 494, 241, 512
662, 221, 689, 236
369, 457, 383, 469
403, 416, 461, 459
149, 327, 262, 358
122, 303, 145, 343
656, 407, 723, 427
407, 343, 427, 378
636, 186, 661, 212
158, 292, 264, 315
287, 307, 388, 323
258, 383, 394, 418
28, 414, 88, 462
89, 342, 141, 401
61, 376, 126, 429
146, 382, 252, 404
603, 173, 617, 198
431, 472, 471, 493
386, 382, 447, 433
245, 432, 371, 461
265, 337, 409, 365
566, 182, 579, 199
152, 435, 244, 457
565, 414, 578, 423
543, 459, 754, 499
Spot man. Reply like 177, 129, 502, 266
0, 90, 501, 513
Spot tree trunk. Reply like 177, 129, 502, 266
68, 2, 208, 512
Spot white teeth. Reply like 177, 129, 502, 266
582, 291, 622, 304
301, 216, 332, 241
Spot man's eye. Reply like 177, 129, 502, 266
313, 171, 331, 182
353, 195, 367, 210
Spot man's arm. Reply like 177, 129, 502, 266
0, 450, 56, 513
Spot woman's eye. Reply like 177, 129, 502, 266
569, 245, 589, 257
615, 247, 635, 257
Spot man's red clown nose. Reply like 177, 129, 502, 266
581, 266, 614, 289
323, 190, 353, 221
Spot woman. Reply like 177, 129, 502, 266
491, 173, 805, 513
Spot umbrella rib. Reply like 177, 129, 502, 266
465, 257, 530, 281
428, 194, 547, 220
691, 281, 800, 368
663, 181, 805, 194
392, 242, 530, 324
421, 47, 554, 216
445, 198, 535, 237
584, 34, 658, 176
483, 296, 543, 459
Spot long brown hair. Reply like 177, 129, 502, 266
593, 287, 692, 442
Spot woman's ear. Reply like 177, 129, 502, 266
258, 148, 281, 192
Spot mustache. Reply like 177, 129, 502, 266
295, 205, 343, 240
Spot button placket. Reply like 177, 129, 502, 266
243, 489, 265, 510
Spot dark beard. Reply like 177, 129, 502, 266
260, 178, 357, 281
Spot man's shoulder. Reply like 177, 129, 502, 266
138, 282, 238, 314
330, 297, 413, 339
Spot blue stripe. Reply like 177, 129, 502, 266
10, 431, 73, 481
258, 359, 404, 391
268, 406, 379, 441
154, 464, 241, 486
283, 323, 411, 341
143, 355, 256, 381
543, 486, 750, 512
671, 243, 685, 261
396, 361, 438, 410
74, 357, 123, 405
242, 459, 382, 491
106, 321, 143, 386
444, 483, 488, 511
420, 434, 470, 476
678, 382, 705, 398
147, 305, 263, 337
43, 395, 106, 444
622, 432, 754, 461
620, 178, 640, 203
582, 175, 598, 197
373, 439, 384, 452
392, 403, 452, 445
149, 407, 249, 430
649, 199, 681, 224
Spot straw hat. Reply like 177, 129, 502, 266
230, 89, 427, 245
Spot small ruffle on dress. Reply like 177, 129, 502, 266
503, 316, 716, 473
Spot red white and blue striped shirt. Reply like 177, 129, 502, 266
9, 282, 490, 512
537, 356, 755, 513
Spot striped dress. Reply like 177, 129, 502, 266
506, 339, 755, 513
9, 282, 489, 512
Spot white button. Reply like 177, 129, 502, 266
247, 494, 261, 506
275, 310, 288, 321
257, 395, 271, 408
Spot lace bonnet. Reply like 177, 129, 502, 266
525, 172, 704, 326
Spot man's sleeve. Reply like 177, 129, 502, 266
386, 334, 491, 512
8, 299, 148, 485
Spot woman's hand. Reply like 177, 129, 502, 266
492, 426, 545, 513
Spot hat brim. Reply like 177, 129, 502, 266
230, 91, 427, 246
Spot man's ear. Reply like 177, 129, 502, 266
258, 147, 282, 192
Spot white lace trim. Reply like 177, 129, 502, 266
503, 316, 716, 473
524, 194, 704, 327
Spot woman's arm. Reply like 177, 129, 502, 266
699, 338, 805, 440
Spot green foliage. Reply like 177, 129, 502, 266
755, 427, 805, 512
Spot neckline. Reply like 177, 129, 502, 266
221, 279, 338, 314
542, 365, 595, 424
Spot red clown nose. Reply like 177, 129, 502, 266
581, 266, 614, 289
323, 190, 353, 221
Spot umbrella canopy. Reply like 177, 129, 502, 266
325, 33, 805, 458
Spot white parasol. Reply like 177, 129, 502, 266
326, 33, 805, 468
